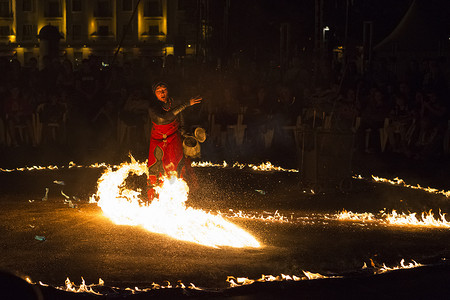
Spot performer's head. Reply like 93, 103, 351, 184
152, 81, 169, 103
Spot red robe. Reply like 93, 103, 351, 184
146, 98, 197, 200
147, 119, 185, 185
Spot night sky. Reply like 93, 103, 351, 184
225, 0, 415, 59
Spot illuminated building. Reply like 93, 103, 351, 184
0, 0, 199, 67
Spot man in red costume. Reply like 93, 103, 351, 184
147, 81, 202, 200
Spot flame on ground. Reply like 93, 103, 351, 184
353, 174, 450, 198
335, 210, 376, 222
94, 157, 260, 248
0, 160, 297, 173
226, 271, 339, 287
190, 161, 299, 172
363, 258, 423, 274
381, 209, 450, 227
58, 277, 104, 295
218, 209, 291, 223
28, 258, 424, 296
51, 277, 199, 296
335, 209, 450, 228
227, 258, 423, 288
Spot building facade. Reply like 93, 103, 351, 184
0, 0, 200, 67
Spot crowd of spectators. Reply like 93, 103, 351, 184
0, 52, 449, 167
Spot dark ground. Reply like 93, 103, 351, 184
1, 144, 450, 299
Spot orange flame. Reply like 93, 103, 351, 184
56, 277, 104, 295
94, 157, 260, 248
191, 161, 298, 172
335, 209, 450, 228
353, 174, 450, 198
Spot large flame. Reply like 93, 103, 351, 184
94, 157, 260, 248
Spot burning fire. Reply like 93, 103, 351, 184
93, 157, 260, 248
381, 209, 450, 227
226, 271, 338, 287
335, 209, 450, 228
218, 209, 291, 223
59, 277, 103, 295
227, 258, 423, 288
363, 258, 423, 274
354, 174, 450, 198
336, 210, 376, 222
2, 162, 449, 198
27, 257, 424, 296
1, 160, 298, 173
190, 161, 299, 172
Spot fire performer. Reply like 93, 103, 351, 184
147, 81, 202, 200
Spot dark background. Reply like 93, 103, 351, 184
209, 0, 415, 63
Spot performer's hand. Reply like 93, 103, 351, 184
189, 96, 202, 106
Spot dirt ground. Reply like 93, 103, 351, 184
1, 152, 450, 299
1, 143, 450, 298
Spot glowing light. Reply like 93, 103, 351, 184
226, 271, 337, 287
190, 161, 298, 172
335, 209, 450, 228
59, 277, 103, 295
0, 160, 298, 173
34, 258, 424, 296
335, 210, 376, 222
366, 259, 423, 274
94, 156, 260, 248
219, 209, 290, 223
381, 209, 450, 227
354, 174, 450, 198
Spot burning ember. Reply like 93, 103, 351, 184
92, 157, 260, 248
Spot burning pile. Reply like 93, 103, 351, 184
93, 157, 260, 248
